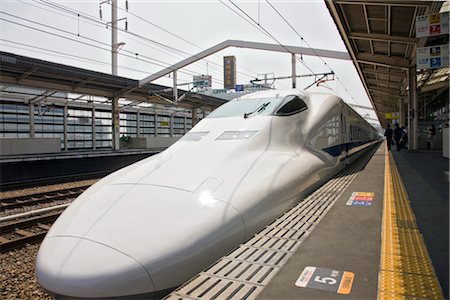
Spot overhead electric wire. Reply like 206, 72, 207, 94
265, 0, 374, 118
221, 0, 317, 80
10, 1, 226, 85
0, 39, 179, 78
35, 0, 257, 82
0, 13, 224, 85
118, 4, 258, 80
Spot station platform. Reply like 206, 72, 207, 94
165, 142, 448, 300
0, 148, 161, 190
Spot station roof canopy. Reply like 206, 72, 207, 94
326, 0, 447, 127
0, 51, 227, 110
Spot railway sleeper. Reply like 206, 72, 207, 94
0, 232, 48, 253
16, 229, 33, 237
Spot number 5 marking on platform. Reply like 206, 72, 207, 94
296, 266, 355, 295
314, 276, 337, 285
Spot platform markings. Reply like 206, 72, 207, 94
378, 142, 444, 300
164, 150, 376, 300
346, 191, 375, 206
295, 266, 355, 295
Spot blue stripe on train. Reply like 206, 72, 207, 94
321, 140, 375, 157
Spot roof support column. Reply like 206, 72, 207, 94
399, 97, 406, 129
154, 113, 158, 136
92, 104, 96, 150
29, 103, 35, 138
112, 97, 120, 150
173, 71, 178, 101
137, 111, 141, 137
291, 53, 296, 89
192, 105, 198, 126
170, 114, 174, 137
408, 66, 418, 150
63, 103, 68, 151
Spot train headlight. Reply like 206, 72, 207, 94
216, 131, 258, 140
181, 131, 209, 141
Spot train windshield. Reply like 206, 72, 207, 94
207, 98, 283, 118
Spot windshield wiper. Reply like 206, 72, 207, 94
244, 102, 270, 119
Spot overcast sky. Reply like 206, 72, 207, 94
0, 0, 378, 124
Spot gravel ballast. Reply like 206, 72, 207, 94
1, 245, 50, 299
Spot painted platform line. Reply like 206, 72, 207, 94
378, 144, 444, 300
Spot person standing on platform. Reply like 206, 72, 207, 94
400, 126, 408, 150
427, 124, 436, 149
393, 123, 404, 151
384, 124, 393, 150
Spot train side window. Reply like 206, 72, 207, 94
275, 95, 307, 116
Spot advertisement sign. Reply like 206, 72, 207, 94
416, 12, 449, 38
385, 112, 399, 120
417, 44, 449, 69
193, 75, 212, 88
224, 56, 236, 90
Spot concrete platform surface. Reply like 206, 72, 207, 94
391, 150, 449, 298
257, 145, 385, 299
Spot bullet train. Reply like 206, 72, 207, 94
36, 89, 379, 299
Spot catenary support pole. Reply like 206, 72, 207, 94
111, 0, 118, 76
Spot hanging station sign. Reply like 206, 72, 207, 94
385, 112, 399, 120
416, 12, 449, 38
417, 44, 449, 69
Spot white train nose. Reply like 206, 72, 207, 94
36, 236, 154, 298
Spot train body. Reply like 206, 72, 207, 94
36, 89, 379, 299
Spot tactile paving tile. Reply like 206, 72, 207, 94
381, 254, 436, 276
379, 271, 443, 299
382, 240, 430, 259
166, 151, 376, 300
378, 291, 421, 300
378, 149, 444, 300
383, 228, 424, 245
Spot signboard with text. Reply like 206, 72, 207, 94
417, 44, 449, 69
193, 75, 212, 88
416, 12, 449, 38
385, 112, 399, 120
224, 56, 236, 90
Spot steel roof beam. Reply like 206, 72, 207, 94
325, 0, 378, 115
16, 67, 38, 83
369, 87, 402, 97
349, 103, 374, 110
366, 78, 403, 87
139, 40, 351, 86
357, 53, 410, 69
362, 68, 405, 77
334, 1, 430, 7
349, 32, 419, 44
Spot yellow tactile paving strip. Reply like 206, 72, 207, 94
379, 143, 444, 300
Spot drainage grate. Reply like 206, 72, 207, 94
165, 151, 375, 300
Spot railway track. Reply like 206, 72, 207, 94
0, 184, 93, 252
0, 185, 89, 212
0, 211, 62, 253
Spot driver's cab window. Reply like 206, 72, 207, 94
275, 95, 307, 116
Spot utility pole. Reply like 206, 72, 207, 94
100, 0, 127, 150
111, 0, 118, 75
